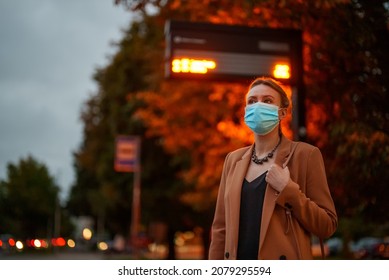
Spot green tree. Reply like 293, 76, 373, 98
0, 156, 62, 239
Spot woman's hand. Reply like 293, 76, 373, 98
266, 164, 290, 193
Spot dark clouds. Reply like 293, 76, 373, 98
0, 0, 131, 201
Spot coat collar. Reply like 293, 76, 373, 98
275, 135, 294, 167
239, 134, 294, 167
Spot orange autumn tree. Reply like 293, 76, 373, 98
136, 82, 247, 210
119, 0, 389, 234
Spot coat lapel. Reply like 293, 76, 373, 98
228, 146, 252, 250
259, 136, 293, 252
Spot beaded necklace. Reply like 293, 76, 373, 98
251, 137, 281, 164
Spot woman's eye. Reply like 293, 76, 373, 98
263, 99, 272, 104
247, 99, 256, 104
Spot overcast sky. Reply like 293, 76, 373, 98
0, 1, 132, 201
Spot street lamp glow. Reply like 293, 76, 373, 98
33, 239, 42, 248
273, 64, 291, 79
67, 239, 76, 248
97, 241, 109, 251
16, 240, 24, 250
82, 228, 93, 240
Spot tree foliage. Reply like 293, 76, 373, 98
0, 156, 62, 239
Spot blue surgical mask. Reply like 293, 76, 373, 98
244, 102, 280, 135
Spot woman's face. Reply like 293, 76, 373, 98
246, 84, 287, 119
246, 84, 282, 107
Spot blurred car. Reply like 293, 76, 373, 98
0, 234, 19, 254
350, 237, 383, 259
368, 242, 389, 259
325, 237, 343, 256
0, 234, 13, 249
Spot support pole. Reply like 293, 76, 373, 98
130, 137, 141, 254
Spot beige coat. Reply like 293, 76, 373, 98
208, 136, 338, 260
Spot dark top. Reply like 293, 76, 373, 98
237, 172, 267, 260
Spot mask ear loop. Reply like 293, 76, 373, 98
278, 107, 287, 119
277, 107, 287, 136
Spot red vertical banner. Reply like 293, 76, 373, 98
114, 136, 140, 173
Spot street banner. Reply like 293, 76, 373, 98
114, 135, 140, 172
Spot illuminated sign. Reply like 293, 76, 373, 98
172, 58, 216, 74
273, 64, 291, 79
165, 20, 302, 84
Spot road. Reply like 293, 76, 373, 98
0, 251, 114, 260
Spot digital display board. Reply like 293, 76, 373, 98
165, 20, 302, 84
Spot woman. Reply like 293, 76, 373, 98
208, 77, 337, 260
